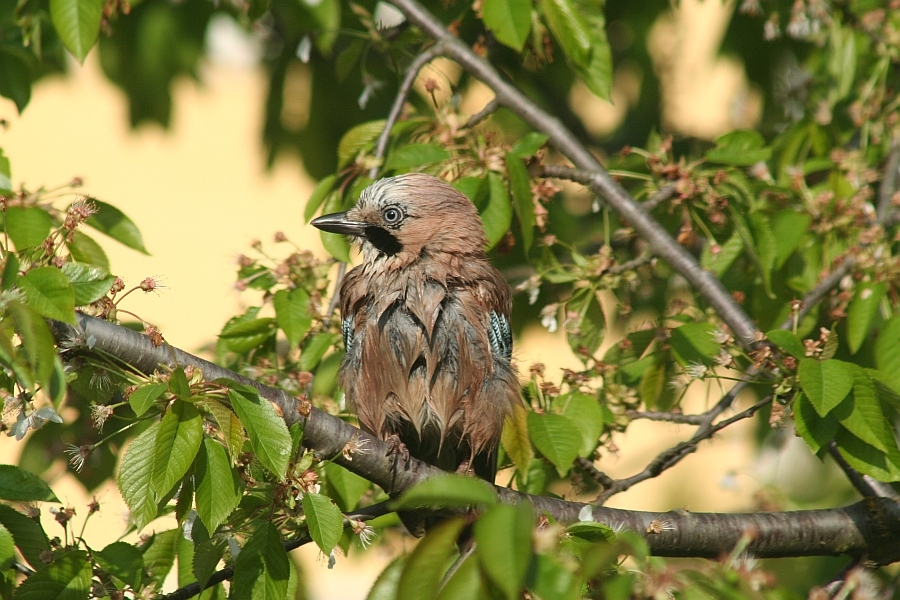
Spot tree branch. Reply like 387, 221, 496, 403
388, 0, 759, 348
48, 314, 900, 563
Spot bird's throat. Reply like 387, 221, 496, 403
365, 226, 403, 256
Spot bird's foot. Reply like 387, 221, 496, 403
455, 459, 474, 476
385, 434, 410, 465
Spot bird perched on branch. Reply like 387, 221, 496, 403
312, 173, 519, 527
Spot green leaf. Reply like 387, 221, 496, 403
321, 230, 353, 262
766, 330, 806, 359
482, 173, 513, 250
273, 288, 312, 347
0, 523, 14, 571
302, 492, 343, 555
834, 427, 900, 482
483, 0, 533, 51
771, 210, 810, 269
66, 230, 110, 271
61, 262, 115, 306
541, 0, 590, 66
14, 549, 91, 600
228, 388, 291, 479
195, 439, 242, 533
565, 521, 615, 542
85, 199, 148, 254
511, 132, 549, 158
474, 503, 534, 600
542, 0, 611, 98
142, 529, 179, 588
128, 382, 167, 417
507, 152, 535, 251
0, 504, 50, 569
203, 400, 245, 460
218, 316, 276, 354
565, 288, 605, 359
700, 232, 743, 277
531, 553, 580, 600
847, 282, 886, 354
798, 358, 854, 417
4, 206, 53, 249
117, 421, 160, 530
384, 143, 450, 171
153, 401, 203, 499
0, 149, 11, 193
706, 130, 771, 166
337, 120, 386, 168
50, 0, 102, 63
435, 552, 481, 600
168, 367, 191, 400
232, 523, 290, 600
19, 267, 76, 324
0, 464, 58, 502
397, 518, 466, 600
501, 403, 534, 475
324, 462, 370, 512
193, 538, 226, 588
833, 368, 891, 453
366, 557, 405, 600
95, 541, 144, 590
876, 316, 900, 388
749, 212, 776, 297
561, 392, 605, 457
304, 175, 337, 222
527, 412, 581, 476
0, 49, 31, 113
454, 176, 489, 210
669, 322, 720, 366
299, 332, 338, 371
792, 392, 838, 455
393, 474, 497, 510
8, 301, 57, 389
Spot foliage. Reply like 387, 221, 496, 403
2, 0, 900, 597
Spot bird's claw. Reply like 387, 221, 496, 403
385, 434, 410, 465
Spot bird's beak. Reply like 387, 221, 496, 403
311, 212, 368, 236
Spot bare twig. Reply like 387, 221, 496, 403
575, 456, 615, 489
607, 252, 653, 275
463, 97, 499, 129
391, 0, 759, 348
325, 261, 346, 319
877, 143, 900, 222
624, 410, 705, 425
778, 259, 854, 331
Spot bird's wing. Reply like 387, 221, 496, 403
487, 310, 512, 360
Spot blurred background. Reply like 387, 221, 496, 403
0, 0, 849, 596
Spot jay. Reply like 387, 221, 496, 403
312, 173, 519, 513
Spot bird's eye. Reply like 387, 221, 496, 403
382, 206, 402, 224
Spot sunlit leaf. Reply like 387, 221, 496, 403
527, 412, 581, 476
798, 358, 854, 417
84, 199, 148, 254
483, 0, 532, 51
302, 492, 343, 555
50, 0, 102, 63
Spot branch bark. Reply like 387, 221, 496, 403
49, 313, 900, 563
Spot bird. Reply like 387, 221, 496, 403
311, 173, 519, 528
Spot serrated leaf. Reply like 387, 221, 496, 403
117, 421, 160, 530
511, 132, 549, 158
834, 427, 900, 482
669, 322, 720, 366
60, 262, 115, 306
299, 332, 337, 371
771, 210, 811, 269
700, 232, 743, 277
142, 529, 179, 588
95, 541, 143, 590
273, 288, 312, 347
66, 230, 110, 270
195, 439, 242, 533
8, 301, 57, 389
792, 392, 838, 455
542, 0, 590, 65
153, 401, 203, 499
168, 367, 190, 401
232, 523, 290, 600
302, 492, 343, 555
50, 0, 102, 63
798, 358, 854, 417
203, 400, 245, 460
475, 503, 534, 600
482, 173, 513, 250
483, 0, 532, 51
193, 538, 226, 588
833, 368, 891, 453
565, 289, 605, 358
13, 549, 91, 600
542, 0, 610, 98
507, 152, 535, 251
366, 556, 405, 600
397, 518, 466, 600
384, 143, 450, 171
0, 464, 58, 502
324, 462, 370, 512
84, 199, 148, 253
766, 330, 806, 359
19, 266, 76, 324
218, 316, 276, 354
128, 382, 167, 417
501, 403, 534, 475
0, 504, 50, 569
393, 474, 497, 510
706, 130, 771, 165
847, 282, 886, 354
0, 523, 14, 571
527, 412, 581, 476
565, 520, 615, 542
4, 206, 53, 249
304, 175, 337, 222
561, 392, 605, 457
337, 120, 386, 168
228, 388, 291, 479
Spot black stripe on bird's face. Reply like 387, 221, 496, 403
365, 226, 403, 256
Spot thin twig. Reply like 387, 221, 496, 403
607, 252, 652, 275
596, 396, 772, 503
325, 261, 346, 319
877, 143, 900, 222
624, 410, 704, 425
463, 98, 499, 129
575, 456, 615, 489
368, 43, 444, 180
390, 0, 760, 348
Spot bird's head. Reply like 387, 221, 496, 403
311, 173, 488, 264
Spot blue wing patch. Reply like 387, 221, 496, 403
342, 315, 355, 351
488, 310, 512, 359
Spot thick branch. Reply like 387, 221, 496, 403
388, 0, 759, 348
49, 314, 900, 563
